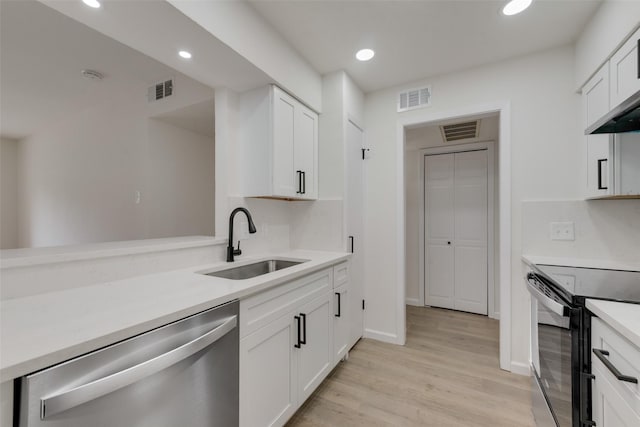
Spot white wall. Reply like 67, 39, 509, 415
574, 1, 640, 89
167, 0, 322, 112
363, 45, 581, 368
15, 74, 215, 248
1, 138, 19, 249
523, 200, 640, 264
147, 119, 215, 238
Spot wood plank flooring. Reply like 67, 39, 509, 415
286, 306, 535, 426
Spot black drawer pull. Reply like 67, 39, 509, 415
335, 292, 341, 317
593, 349, 638, 383
294, 315, 301, 348
300, 313, 307, 345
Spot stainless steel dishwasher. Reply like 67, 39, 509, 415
17, 300, 239, 427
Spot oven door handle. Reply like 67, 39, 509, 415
526, 276, 569, 317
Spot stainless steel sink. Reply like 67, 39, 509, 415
203, 259, 304, 280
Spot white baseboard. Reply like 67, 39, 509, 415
510, 361, 531, 376
489, 310, 500, 320
405, 298, 422, 307
364, 328, 401, 345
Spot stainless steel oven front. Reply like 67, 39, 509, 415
527, 273, 575, 427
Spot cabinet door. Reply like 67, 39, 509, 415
296, 293, 332, 403
293, 104, 318, 199
586, 134, 613, 198
333, 284, 350, 363
240, 314, 297, 427
272, 87, 297, 198
592, 363, 640, 427
583, 64, 610, 129
610, 27, 640, 108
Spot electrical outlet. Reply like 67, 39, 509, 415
550, 222, 575, 241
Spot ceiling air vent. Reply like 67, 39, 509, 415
148, 79, 173, 102
440, 120, 480, 142
397, 86, 431, 112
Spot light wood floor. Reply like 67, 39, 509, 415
286, 306, 535, 426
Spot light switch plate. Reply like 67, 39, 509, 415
550, 222, 575, 241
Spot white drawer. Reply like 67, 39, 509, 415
333, 262, 349, 289
240, 268, 332, 338
592, 317, 640, 417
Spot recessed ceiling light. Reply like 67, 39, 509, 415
82, 0, 101, 9
356, 49, 375, 62
178, 50, 192, 59
502, 0, 532, 15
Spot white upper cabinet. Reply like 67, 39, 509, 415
610, 27, 640, 108
240, 85, 318, 200
583, 64, 610, 130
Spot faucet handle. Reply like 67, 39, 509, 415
234, 240, 242, 256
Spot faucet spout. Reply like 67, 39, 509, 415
227, 207, 257, 262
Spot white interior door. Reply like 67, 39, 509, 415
424, 154, 455, 309
346, 120, 364, 347
424, 150, 488, 315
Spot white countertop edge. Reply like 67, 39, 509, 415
522, 255, 640, 272
0, 250, 350, 382
586, 299, 640, 350
0, 236, 227, 269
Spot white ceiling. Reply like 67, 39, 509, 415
406, 113, 499, 149
0, 1, 217, 140
249, 0, 602, 92
153, 100, 216, 138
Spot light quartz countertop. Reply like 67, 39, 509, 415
522, 255, 640, 272
587, 299, 640, 349
0, 250, 350, 382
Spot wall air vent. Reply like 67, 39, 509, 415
397, 86, 431, 112
148, 79, 173, 102
440, 120, 481, 142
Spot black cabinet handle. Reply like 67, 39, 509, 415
302, 171, 306, 194
597, 159, 608, 190
349, 236, 354, 253
300, 313, 307, 345
296, 171, 302, 194
335, 292, 341, 317
593, 349, 638, 383
294, 315, 301, 348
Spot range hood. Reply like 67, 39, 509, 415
586, 89, 640, 134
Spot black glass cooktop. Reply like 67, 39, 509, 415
532, 264, 640, 304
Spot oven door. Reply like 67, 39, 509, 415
527, 274, 573, 427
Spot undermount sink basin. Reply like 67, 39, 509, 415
203, 259, 305, 280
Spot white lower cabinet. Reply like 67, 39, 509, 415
239, 313, 298, 427
333, 284, 350, 362
591, 317, 640, 426
592, 363, 640, 427
297, 293, 333, 403
239, 263, 350, 427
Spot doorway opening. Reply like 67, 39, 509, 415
406, 113, 498, 318
397, 104, 511, 372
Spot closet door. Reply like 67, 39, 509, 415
424, 150, 488, 315
453, 150, 488, 315
424, 153, 455, 309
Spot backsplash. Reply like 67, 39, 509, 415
522, 200, 640, 265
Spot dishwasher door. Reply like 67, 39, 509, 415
18, 300, 239, 427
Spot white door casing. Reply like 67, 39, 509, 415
346, 120, 365, 347
424, 149, 488, 316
